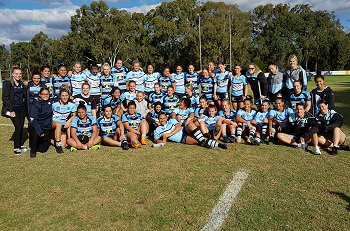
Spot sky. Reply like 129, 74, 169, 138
0, 0, 349, 46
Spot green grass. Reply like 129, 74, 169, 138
0, 76, 349, 230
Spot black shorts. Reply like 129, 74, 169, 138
91, 95, 101, 106
217, 92, 229, 100
231, 95, 244, 103
181, 130, 188, 144
78, 135, 90, 144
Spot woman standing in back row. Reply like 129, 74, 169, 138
2, 67, 30, 155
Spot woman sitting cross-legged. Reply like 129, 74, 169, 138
67, 104, 102, 151
97, 105, 129, 150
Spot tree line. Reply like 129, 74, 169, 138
1, 0, 350, 80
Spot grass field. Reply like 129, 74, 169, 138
0, 76, 349, 230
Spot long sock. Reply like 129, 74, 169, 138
262, 123, 268, 138
222, 133, 227, 137
249, 126, 256, 137
192, 128, 205, 144
255, 137, 261, 143
237, 126, 243, 136
55, 141, 62, 147
208, 139, 219, 148
141, 134, 147, 138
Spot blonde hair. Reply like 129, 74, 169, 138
288, 54, 298, 65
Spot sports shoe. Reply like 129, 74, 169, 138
236, 136, 242, 143
55, 146, 64, 154
21, 146, 30, 153
218, 143, 228, 149
229, 136, 236, 143
313, 146, 321, 155
331, 146, 339, 155
121, 140, 129, 150
89, 144, 101, 150
151, 143, 165, 148
132, 141, 141, 149
14, 149, 22, 155
70, 147, 78, 152
202, 140, 212, 149
299, 142, 307, 151
141, 137, 147, 145
222, 136, 230, 143
247, 136, 254, 144
339, 144, 350, 151
30, 151, 37, 158
253, 138, 261, 146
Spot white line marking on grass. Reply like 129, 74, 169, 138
0, 123, 28, 128
201, 170, 249, 231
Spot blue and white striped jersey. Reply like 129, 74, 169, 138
52, 102, 77, 125
71, 115, 97, 138
97, 114, 120, 138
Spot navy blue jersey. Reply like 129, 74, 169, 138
148, 91, 164, 105
158, 76, 172, 93
199, 76, 214, 101
111, 66, 128, 92
41, 77, 54, 98
71, 115, 97, 138
97, 114, 120, 138
100, 74, 116, 100
52, 102, 77, 125
27, 81, 45, 106
162, 95, 180, 115
185, 72, 199, 94
70, 72, 86, 96
194, 107, 209, 118
52, 76, 71, 97
102, 96, 121, 112
288, 91, 311, 109
183, 94, 199, 109
218, 109, 236, 121
122, 112, 144, 131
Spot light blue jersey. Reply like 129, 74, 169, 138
237, 108, 257, 121
199, 76, 214, 101
154, 119, 183, 143
254, 110, 270, 124
97, 114, 120, 138
214, 71, 230, 93
148, 91, 164, 105
84, 71, 101, 96
144, 72, 160, 93
173, 108, 194, 124
230, 75, 247, 97
122, 112, 144, 131
269, 108, 294, 123
126, 71, 145, 92
171, 72, 186, 94
71, 115, 97, 138
102, 96, 121, 112
52, 102, 77, 125
199, 115, 220, 131
70, 72, 86, 96
120, 91, 137, 104
288, 91, 311, 109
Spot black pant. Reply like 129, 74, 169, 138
28, 126, 52, 153
10, 108, 26, 149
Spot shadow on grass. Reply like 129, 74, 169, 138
330, 191, 350, 211
8, 127, 29, 146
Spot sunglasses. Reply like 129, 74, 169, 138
248, 68, 255, 70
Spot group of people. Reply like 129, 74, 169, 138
1, 54, 348, 158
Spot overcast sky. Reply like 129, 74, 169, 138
0, 0, 349, 46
